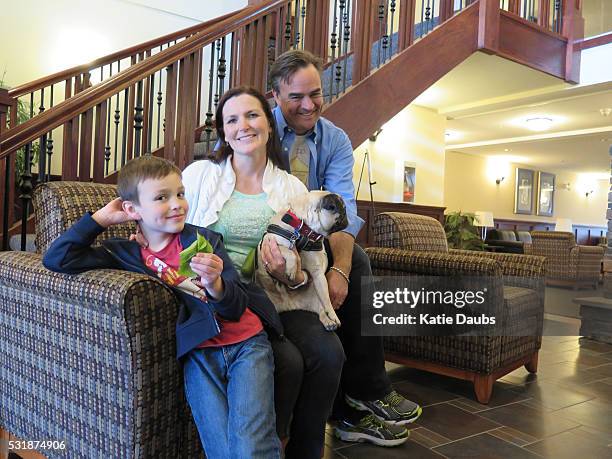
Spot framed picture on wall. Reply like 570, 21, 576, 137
514, 168, 535, 214
403, 163, 416, 203
537, 172, 555, 217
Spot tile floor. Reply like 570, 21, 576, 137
325, 335, 612, 458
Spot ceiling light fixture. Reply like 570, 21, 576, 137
600, 108, 612, 117
525, 117, 553, 131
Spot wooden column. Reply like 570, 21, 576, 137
398, 0, 416, 51
439, 0, 455, 22
562, 0, 583, 83
352, 0, 378, 84
304, 0, 331, 60
507, 0, 520, 15
538, 0, 551, 29
478, 0, 500, 53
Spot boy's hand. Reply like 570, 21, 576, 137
190, 252, 224, 299
92, 198, 134, 228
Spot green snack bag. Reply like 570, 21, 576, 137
241, 247, 257, 279
178, 232, 213, 277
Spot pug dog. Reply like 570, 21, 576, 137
256, 191, 348, 330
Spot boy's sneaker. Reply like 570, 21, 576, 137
334, 414, 409, 447
346, 391, 422, 425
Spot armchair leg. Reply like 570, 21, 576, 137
524, 351, 539, 373
473, 374, 494, 404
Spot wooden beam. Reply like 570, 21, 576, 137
562, 0, 584, 83
478, 0, 500, 53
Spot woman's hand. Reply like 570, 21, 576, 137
190, 252, 224, 299
260, 238, 306, 286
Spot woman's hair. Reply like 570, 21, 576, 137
210, 86, 286, 170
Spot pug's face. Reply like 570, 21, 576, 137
289, 191, 348, 236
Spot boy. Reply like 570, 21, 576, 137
43, 156, 281, 459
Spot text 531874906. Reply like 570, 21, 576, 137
7, 440, 66, 451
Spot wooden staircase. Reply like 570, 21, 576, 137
0, 0, 584, 250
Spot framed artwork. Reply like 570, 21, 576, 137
514, 168, 535, 214
537, 172, 555, 217
403, 163, 416, 203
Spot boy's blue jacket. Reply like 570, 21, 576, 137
43, 213, 283, 359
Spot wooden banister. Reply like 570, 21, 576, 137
7, 10, 242, 100
0, 0, 287, 160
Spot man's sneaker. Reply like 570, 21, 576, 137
346, 391, 422, 425
334, 414, 409, 447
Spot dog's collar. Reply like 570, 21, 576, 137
267, 210, 324, 251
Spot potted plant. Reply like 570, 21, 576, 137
444, 211, 485, 251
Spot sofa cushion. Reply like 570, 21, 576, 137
498, 230, 518, 242
516, 231, 532, 243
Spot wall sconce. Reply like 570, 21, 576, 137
368, 128, 383, 142
561, 182, 571, 191
495, 176, 505, 185
585, 190, 594, 197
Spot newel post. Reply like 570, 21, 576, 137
0, 88, 15, 250
478, 0, 500, 54
562, 0, 584, 83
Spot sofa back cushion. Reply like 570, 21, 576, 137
498, 230, 518, 242
33, 181, 137, 254
516, 231, 532, 243
373, 212, 448, 252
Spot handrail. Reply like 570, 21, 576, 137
8, 9, 243, 99
0, 0, 286, 159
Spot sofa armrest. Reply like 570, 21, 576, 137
0, 251, 199, 458
366, 247, 502, 276
449, 250, 545, 278
576, 245, 604, 280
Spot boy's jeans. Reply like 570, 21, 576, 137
184, 331, 281, 459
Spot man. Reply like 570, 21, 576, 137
266, 49, 422, 446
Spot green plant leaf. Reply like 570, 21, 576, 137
178, 232, 213, 277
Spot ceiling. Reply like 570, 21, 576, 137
413, 52, 612, 175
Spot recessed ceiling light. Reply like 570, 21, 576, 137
503, 148, 510, 152
525, 117, 553, 131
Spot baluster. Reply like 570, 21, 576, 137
122, 84, 129, 165
37, 88, 46, 186
285, 2, 293, 51
104, 65, 111, 175
300, 3, 307, 49
18, 93, 34, 251
157, 47, 164, 149
114, 62, 121, 171
383, 1, 390, 62
164, 62, 178, 162
425, 0, 431, 34
93, 99, 108, 183
342, 0, 352, 92
204, 46, 215, 156
377, 2, 384, 66
147, 71, 155, 153
214, 39, 221, 110
219, 37, 227, 98
389, 0, 396, 57
134, 79, 144, 157
329, 0, 338, 102
46, 85, 54, 182
335, 0, 345, 94
294, 0, 301, 48
554, 0, 562, 33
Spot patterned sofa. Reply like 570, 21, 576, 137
0, 182, 204, 458
524, 231, 604, 289
485, 229, 532, 254
365, 212, 546, 404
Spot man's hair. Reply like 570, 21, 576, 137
269, 50, 323, 93
117, 155, 181, 203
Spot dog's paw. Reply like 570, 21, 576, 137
319, 310, 341, 331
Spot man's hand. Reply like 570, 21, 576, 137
326, 270, 349, 309
260, 238, 306, 286
327, 231, 354, 309
92, 198, 133, 228
190, 252, 224, 299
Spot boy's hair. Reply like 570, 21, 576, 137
117, 155, 181, 203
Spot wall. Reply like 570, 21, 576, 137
352, 104, 446, 206
444, 151, 608, 227
0, 0, 246, 87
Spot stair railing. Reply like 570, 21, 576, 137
0, 0, 581, 250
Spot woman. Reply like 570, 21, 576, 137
182, 86, 345, 459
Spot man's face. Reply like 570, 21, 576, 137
273, 64, 323, 135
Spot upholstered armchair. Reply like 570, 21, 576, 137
0, 182, 203, 458
365, 212, 546, 404
524, 231, 604, 289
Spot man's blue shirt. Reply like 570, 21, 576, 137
273, 106, 365, 237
